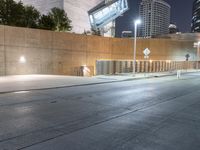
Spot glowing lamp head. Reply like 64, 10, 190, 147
19, 56, 26, 63
135, 19, 141, 25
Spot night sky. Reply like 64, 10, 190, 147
116, 0, 193, 37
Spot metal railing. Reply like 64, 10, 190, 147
96, 60, 200, 75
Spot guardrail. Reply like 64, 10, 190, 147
96, 60, 200, 75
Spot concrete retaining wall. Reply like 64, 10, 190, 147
0, 25, 197, 76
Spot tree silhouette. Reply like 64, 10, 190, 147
49, 7, 72, 31
38, 15, 56, 30
0, 0, 73, 32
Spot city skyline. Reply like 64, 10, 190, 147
13, 0, 194, 37
116, 0, 193, 37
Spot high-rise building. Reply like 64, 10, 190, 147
139, 0, 171, 37
192, 0, 200, 32
169, 23, 178, 34
15, 0, 103, 34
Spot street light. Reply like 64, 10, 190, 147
198, 42, 200, 60
197, 42, 200, 69
133, 19, 141, 76
193, 41, 200, 69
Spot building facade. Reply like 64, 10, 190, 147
139, 0, 171, 37
169, 23, 178, 34
15, 0, 103, 34
192, 0, 200, 32
88, 0, 128, 37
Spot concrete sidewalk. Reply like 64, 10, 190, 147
96, 69, 200, 80
0, 70, 199, 93
0, 75, 114, 94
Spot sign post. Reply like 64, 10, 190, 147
143, 48, 151, 76
143, 48, 151, 59
193, 42, 200, 69
185, 53, 190, 72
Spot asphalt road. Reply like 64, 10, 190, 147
1, 73, 200, 150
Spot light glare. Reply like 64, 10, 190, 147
14, 91, 30, 94
135, 19, 141, 25
19, 56, 26, 63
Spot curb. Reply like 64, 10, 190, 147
0, 71, 198, 94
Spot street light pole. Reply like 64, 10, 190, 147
198, 42, 200, 60
133, 19, 141, 76
197, 42, 200, 69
